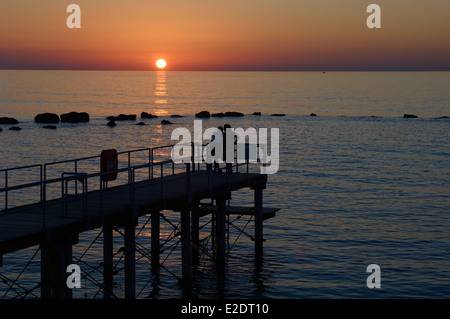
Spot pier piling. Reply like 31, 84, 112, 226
151, 210, 160, 269
103, 222, 114, 298
216, 197, 227, 267
191, 203, 200, 266
254, 186, 264, 256
40, 236, 77, 299
180, 207, 192, 283
124, 218, 137, 299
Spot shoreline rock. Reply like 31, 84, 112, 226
211, 111, 245, 117
0, 117, 19, 125
161, 119, 173, 125
403, 114, 418, 118
141, 112, 158, 119
61, 111, 89, 123
35, 113, 60, 124
106, 120, 116, 127
271, 113, 285, 117
43, 125, 57, 129
9, 126, 21, 131
310, 113, 317, 116
195, 111, 211, 118
252, 112, 261, 116
224, 111, 244, 117
107, 114, 136, 121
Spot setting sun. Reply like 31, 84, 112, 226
156, 59, 167, 69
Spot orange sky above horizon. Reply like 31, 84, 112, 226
0, 1, 449, 71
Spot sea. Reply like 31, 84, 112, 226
0, 70, 449, 299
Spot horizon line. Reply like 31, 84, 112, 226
1, 68, 449, 72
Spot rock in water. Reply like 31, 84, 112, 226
212, 112, 225, 117
136, 122, 146, 126
9, 126, 21, 131
61, 112, 90, 123
107, 114, 136, 121
195, 111, 211, 118
35, 113, 60, 124
0, 117, 19, 124
271, 113, 285, 117
224, 111, 244, 117
310, 113, 317, 116
252, 112, 261, 116
43, 125, 57, 129
141, 112, 158, 119
403, 114, 418, 118
161, 119, 173, 125
106, 120, 116, 127
170, 114, 183, 118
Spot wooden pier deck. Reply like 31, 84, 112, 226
0, 170, 267, 256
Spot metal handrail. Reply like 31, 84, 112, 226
0, 143, 263, 218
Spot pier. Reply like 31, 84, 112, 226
0, 145, 278, 299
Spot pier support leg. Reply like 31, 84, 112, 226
254, 186, 264, 257
180, 208, 192, 283
40, 237, 75, 299
151, 210, 160, 269
191, 203, 200, 266
124, 218, 136, 299
103, 222, 113, 298
216, 196, 227, 268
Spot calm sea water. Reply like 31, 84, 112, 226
0, 71, 449, 299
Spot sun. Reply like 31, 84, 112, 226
156, 59, 167, 69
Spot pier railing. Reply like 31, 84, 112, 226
0, 143, 265, 228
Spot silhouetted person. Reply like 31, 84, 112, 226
223, 124, 234, 173
212, 126, 223, 172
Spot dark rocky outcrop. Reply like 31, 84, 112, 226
106, 120, 116, 127
437, 116, 449, 119
9, 126, 21, 131
252, 112, 261, 116
224, 111, 244, 117
136, 122, 146, 126
43, 125, 57, 129
310, 113, 317, 116
403, 114, 418, 118
211, 111, 244, 117
195, 111, 210, 118
141, 112, 158, 119
35, 113, 60, 124
271, 113, 285, 117
170, 115, 183, 118
61, 111, 90, 123
161, 119, 173, 125
107, 114, 136, 121
0, 117, 19, 125
0, 128, 3, 132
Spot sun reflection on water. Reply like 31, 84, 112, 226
154, 71, 168, 112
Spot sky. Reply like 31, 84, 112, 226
0, 0, 449, 71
